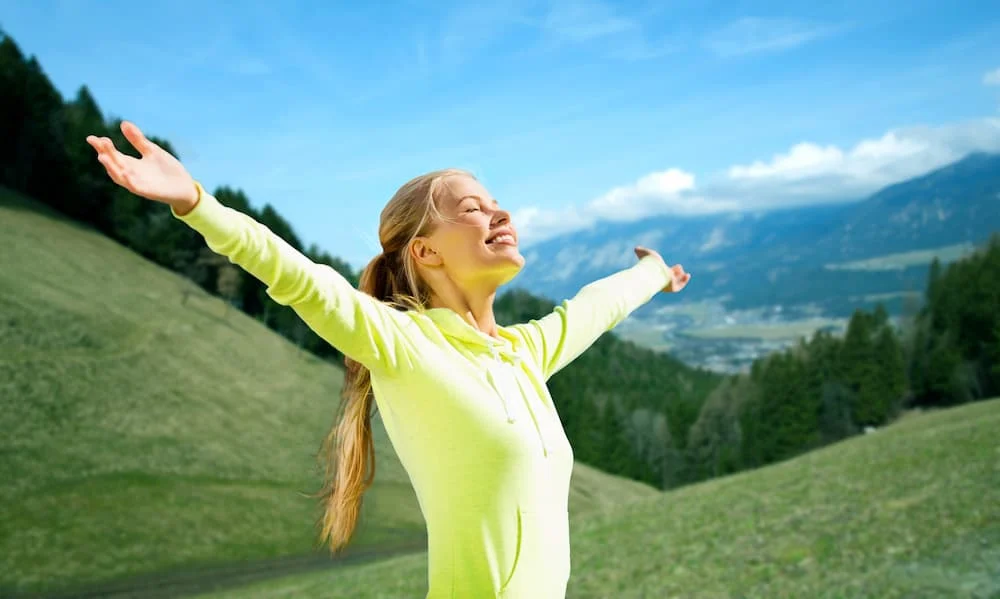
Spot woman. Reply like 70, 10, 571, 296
86, 121, 690, 598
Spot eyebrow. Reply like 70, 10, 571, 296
455, 194, 499, 207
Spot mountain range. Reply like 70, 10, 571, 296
506, 152, 1000, 371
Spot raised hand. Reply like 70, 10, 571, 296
634, 246, 691, 293
86, 121, 198, 209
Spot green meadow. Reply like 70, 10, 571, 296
0, 187, 656, 596
3, 187, 998, 598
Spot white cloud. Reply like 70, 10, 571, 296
515, 117, 1000, 246
588, 168, 696, 220
723, 119, 1000, 203
513, 204, 595, 243
984, 67, 1000, 86
727, 132, 928, 182
514, 167, 737, 243
703, 17, 846, 58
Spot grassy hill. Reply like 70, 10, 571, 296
0, 187, 659, 596
190, 399, 1000, 599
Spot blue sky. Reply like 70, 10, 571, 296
4, 0, 1000, 267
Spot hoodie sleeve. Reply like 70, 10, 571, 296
508, 255, 674, 381
170, 182, 418, 374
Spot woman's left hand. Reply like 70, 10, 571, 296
634, 246, 691, 293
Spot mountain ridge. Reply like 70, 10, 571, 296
510, 151, 1000, 315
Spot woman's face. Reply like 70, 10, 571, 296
412, 175, 525, 289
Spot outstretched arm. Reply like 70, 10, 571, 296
508, 249, 689, 380
171, 183, 418, 373
87, 121, 418, 374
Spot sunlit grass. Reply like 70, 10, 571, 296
195, 399, 1000, 598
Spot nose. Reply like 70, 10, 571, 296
491, 208, 511, 227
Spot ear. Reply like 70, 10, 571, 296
409, 237, 443, 267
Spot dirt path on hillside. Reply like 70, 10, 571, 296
5, 541, 426, 599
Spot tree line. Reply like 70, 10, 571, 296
3, 30, 997, 494
503, 238, 999, 490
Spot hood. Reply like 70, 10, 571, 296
423, 307, 552, 455
423, 307, 523, 361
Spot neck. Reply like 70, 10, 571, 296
429, 282, 500, 338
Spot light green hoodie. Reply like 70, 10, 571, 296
172, 183, 673, 598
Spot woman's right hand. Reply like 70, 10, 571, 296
86, 121, 198, 210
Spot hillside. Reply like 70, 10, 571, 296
0, 187, 660, 596
190, 399, 1000, 598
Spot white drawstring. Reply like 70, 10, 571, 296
488, 345, 550, 457
488, 343, 516, 424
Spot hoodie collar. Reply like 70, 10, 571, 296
423, 307, 521, 358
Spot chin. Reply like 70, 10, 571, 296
484, 250, 525, 284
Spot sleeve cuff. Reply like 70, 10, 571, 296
169, 181, 240, 241
635, 254, 674, 291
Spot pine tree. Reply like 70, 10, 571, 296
926, 331, 966, 405
841, 309, 877, 426
873, 324, 907, 422
686, 376, 747, 481
599, 400, 633, 476
991, 322, 1000, 380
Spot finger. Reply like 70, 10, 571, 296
121, 120, 155, 157
91, 137, 130, 175
97, 149, 138, 191
97, 153, 128, 187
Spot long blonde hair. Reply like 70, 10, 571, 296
315, 168, 472, 553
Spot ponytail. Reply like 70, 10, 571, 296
315, 250, 423, 553
313, 167, 463, 553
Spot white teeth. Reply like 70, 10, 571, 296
488, 234, 515, 245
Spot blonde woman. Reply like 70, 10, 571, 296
87, 121, 690, 598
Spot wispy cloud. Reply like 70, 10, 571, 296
541, 0, 638, 43
514, 117, 1000, 245
503, 0, 677, 62
435, 2, 535, 68
984, 67, 1000, 86
703, 17, 847, 58
610, 38, 679, 61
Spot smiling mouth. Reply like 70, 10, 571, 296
485, 233, 517, 246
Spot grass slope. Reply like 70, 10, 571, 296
0, 189, 658, 595
192, 399, 1000, 598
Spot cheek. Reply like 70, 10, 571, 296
435, 228, 485, 264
